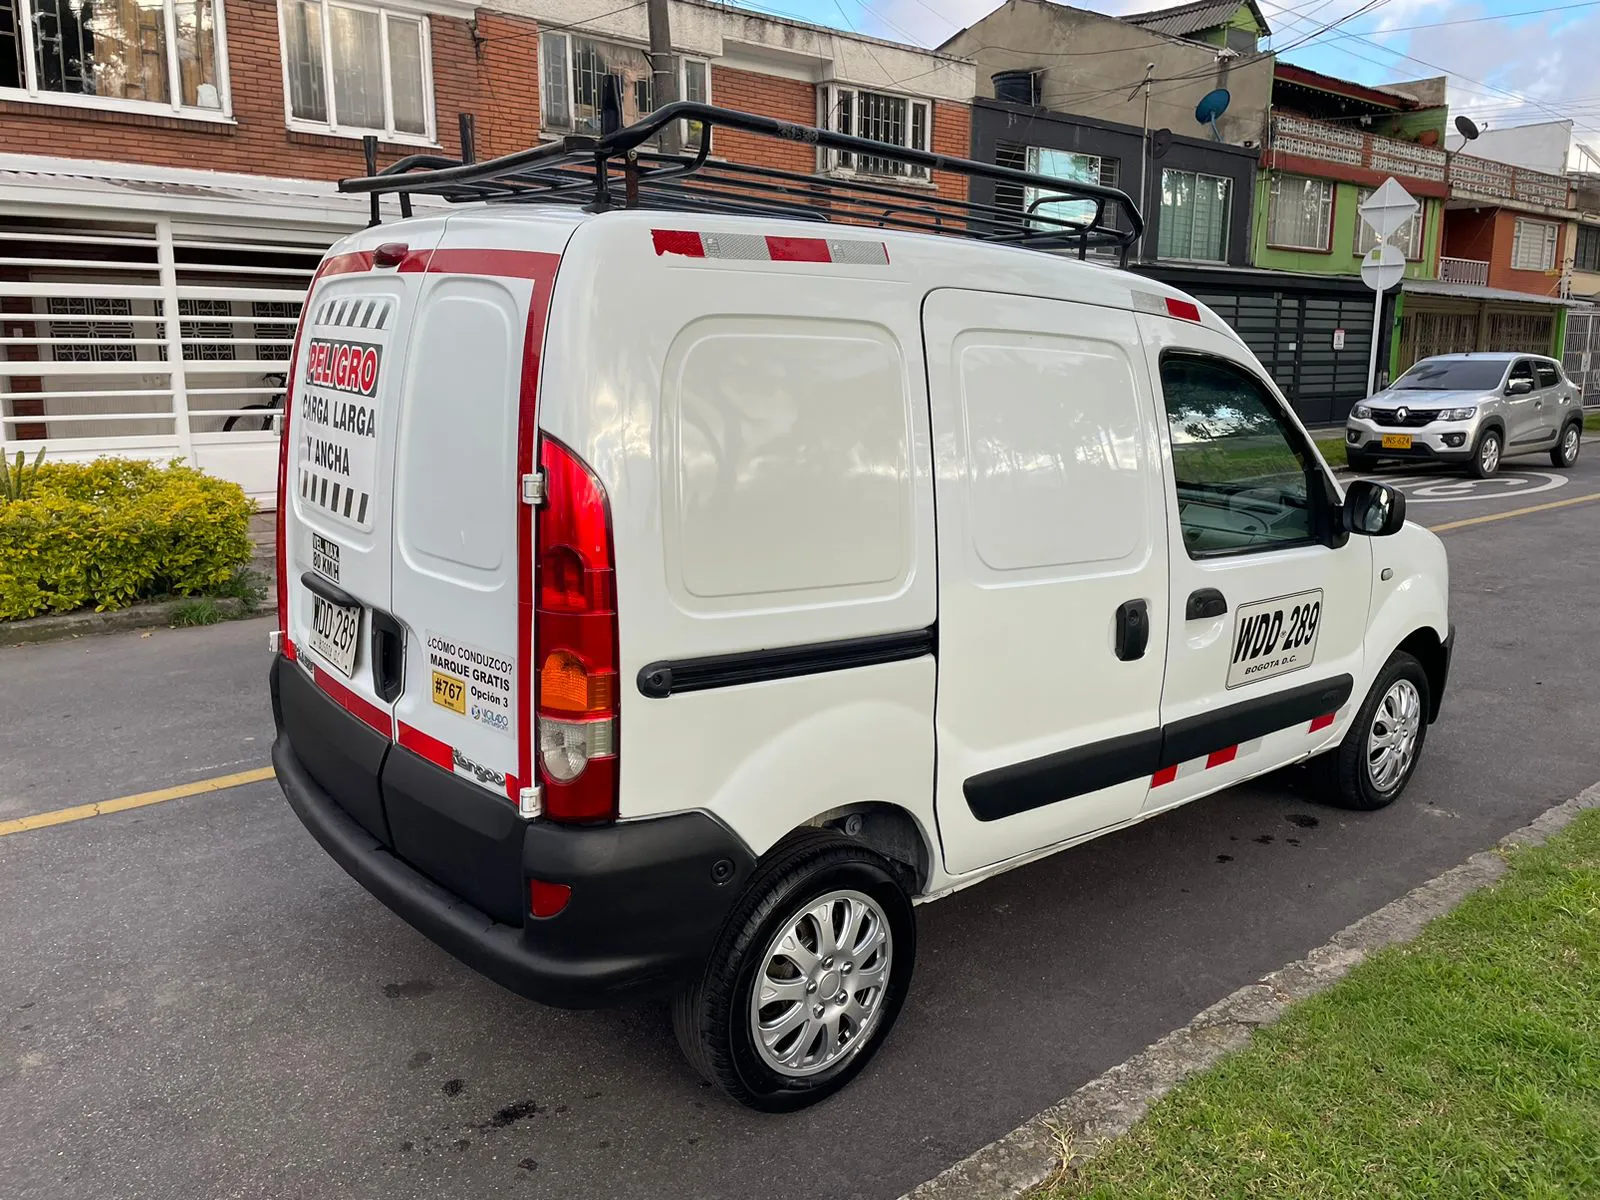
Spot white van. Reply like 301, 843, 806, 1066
271, 104, 1452, 1111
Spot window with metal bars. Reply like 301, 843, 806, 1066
1577, 225, 1600, 274
179, 298, 235, 361
47, 297, 137, 363
254, 301, 299, 361
539, 31, 709, 150
824, 86, 930, 178
4, 0, 226, 113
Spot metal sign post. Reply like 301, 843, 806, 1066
1357, 179, 1419, 396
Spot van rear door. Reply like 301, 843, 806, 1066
284, 222, 448, 775
384, 214, 568, 852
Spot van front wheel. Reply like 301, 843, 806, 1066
1313, 650, 1431, 811
672, 831, 916, 1111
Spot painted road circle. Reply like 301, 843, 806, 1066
1359, 471, 1570, 505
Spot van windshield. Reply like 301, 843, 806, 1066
1392, 360, 1508, 391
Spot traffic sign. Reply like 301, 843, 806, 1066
1359, 177, 1419, 242
1360, 243, 1407, 293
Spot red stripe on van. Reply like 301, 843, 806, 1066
1309, 712, 1337, 733
313, 665, 391, 736
321, 251, 375, 277
427, 248, 559, 279
514, 254, 564, 804
1151, 764, 1179, 788
1206, 745, 1238, 768
765, 236, 831, 262
651, 229, 706, 257
397, 721, 453, 771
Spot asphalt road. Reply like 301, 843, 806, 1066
3, 452, 1599, 1200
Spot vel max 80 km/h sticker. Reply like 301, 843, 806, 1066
1226, 589, 1323, 689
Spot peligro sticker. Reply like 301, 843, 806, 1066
425, 631, 515, 737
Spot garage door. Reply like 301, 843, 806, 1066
1189, 289, 1374, 426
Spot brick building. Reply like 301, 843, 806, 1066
0, 0, 972, 499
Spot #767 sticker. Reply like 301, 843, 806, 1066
426, 631, 515, 736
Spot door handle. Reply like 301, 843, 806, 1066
1186, 587, 1228, 620
1114, 599, 1150, 662
370, 610, 405, 703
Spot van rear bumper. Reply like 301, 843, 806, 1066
270, 655, 756, 1009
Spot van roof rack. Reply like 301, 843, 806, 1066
339, 97, 1143, 261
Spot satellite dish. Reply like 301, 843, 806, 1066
1454, 115, 1481, 141
1195, 88, 1231, 141
1150, 128, 1173, 159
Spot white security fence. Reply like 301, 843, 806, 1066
0, 210, 333, 502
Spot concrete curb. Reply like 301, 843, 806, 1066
3, 597, 276, 646
900, 780, 1600, 1200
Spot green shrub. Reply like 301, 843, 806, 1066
0, 458, 255, 621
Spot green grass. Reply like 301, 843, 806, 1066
209, 566, 268, 613
169, 597, 223, 627
1314, 435, 1349, 469
1585, 411, 1600, 434
1041, 808, 1600, 1200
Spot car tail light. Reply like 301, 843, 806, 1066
275, 276, 321, 662
534, 437, 618, 822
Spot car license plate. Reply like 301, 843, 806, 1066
309, 591, 361, 677
1227, 590, 1323, 689
1381, 433, 1413, 450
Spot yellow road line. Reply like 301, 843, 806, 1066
0, 766, 275, 838
1428, 490, 1600, 533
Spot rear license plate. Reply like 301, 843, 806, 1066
1381, 433, 1413, 450
1227, 589, 1323, 689
311, 532, 341, 583
309, 592, 361, 677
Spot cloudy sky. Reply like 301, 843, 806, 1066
754, 0, 1600, 165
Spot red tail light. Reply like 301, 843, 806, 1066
535, 437, 618, 823
275, 274, 323, 662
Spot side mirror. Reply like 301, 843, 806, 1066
1507, 377, 1535, 395
1344, 479, 1406, 537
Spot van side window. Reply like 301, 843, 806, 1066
1508, 360, 1535, 390
1534, 361, 1560, 389
1159, 354, 1316, 558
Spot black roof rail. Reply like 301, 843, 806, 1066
340, 99, 1143, 261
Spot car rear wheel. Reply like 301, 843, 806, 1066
672, 830, 915, 1111
1313, 650, 1431, 811
1551, 421, 1581, 468
1468, 428, 1502, 478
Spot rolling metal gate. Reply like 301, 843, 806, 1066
1187, 287, 1376, 426
0, 210, 331, 502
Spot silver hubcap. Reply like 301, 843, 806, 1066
1368, 678, 1422, 793
1563, 427, 1580, 461
1481, 436, 1500, 472
749, 889, 892, 1078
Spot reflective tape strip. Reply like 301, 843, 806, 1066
1151, 737, 1266, 787
397, 721, 453, 772
651, 229, 889, 266
1309, 712, 1338, 733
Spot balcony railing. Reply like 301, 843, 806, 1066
1447, 154, 1570, 209
1270, 114, 1447, 183
1439, 256, 1490, 286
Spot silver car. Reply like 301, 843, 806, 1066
1345, 352, 1584, 477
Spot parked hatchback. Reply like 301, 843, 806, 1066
1345, 352, 1583, 477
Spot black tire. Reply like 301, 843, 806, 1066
1345, 450, 1379, 474
1467, 427, 1502, 478
672, 830, 916, 1111
1551, 420, 1582, 468
1313, 650, 1431, 811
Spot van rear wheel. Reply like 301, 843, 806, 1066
672, 831, 915, 1111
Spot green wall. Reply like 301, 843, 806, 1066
1251, 174, 1441, 280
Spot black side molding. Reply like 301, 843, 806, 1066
965, 728, 1162, 823
1159, 674, 1353, 768
963, 673, 1356, 822
638, 628, 934, 699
